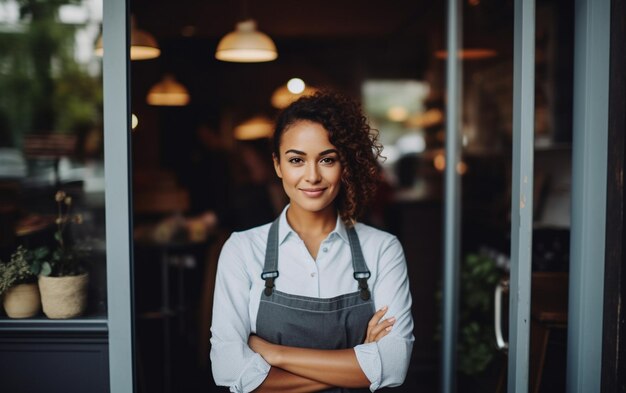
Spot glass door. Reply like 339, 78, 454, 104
440, 0, 611, 392
0, 0, 134, 392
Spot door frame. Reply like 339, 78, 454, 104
103, 0, 135, 392
601, 0, 626, 390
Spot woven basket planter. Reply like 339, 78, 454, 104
39, 273, 89, 319
3, 283, 41, 318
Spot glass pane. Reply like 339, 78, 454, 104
456, 1, 573, 392
0, 0, 105, 321
130, 1, 444, 392
455, 2, 515, 388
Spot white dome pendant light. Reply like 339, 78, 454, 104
215, 19, 277, 63
146, 74, 190, 106
215, 0, 277, 63
95, 15, 160, 60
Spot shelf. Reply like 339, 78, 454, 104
0, 314, 108, 335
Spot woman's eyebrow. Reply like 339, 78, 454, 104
285, 149, 306, 155
284, 148, 339, 156
319, 149, 339, 156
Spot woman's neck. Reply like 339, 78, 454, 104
286, 204, 337, 238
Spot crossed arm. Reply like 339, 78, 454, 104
249, 306, 395, 393
210, 233, 413, 393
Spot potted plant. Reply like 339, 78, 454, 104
33, 191, 89, 319
0, 246, 45, 318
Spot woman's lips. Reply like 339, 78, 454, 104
300, 188, 327, 197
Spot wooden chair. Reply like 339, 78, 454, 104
529, 272, 568, 393
495, 272, 569, 393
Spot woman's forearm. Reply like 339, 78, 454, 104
249, 335, 371, 388
272, 345, 370, 388
253, 366, 333, 393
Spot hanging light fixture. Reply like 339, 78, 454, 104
387, 106, 409, 122
215, 19, 277, 62
234, 115, 274, 140
129, 16, 161, 60
434, 48, 497, 60
406, 108, 444, 128
95, 15, 160, 60
146, 74, 190, 106
271, 78, 317, 109
435, 2, 497, 61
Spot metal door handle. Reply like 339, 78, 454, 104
495, 279, 509, 351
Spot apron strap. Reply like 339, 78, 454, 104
261, 217, 281, 296
262, 217, 372, 300
347, 226, 372, 301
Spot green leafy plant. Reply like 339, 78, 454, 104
457, 253, 504, 375
435, 252, 505, 376
0, 245, 46, 295
31, 190, 87, 277
0, 0, 102, 145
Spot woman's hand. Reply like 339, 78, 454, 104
363, 305, 396, 344
249, 335, 280, 365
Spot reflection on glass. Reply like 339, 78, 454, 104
0, 0, 105, 320
362, 79, 435, 201
450, 1, 573, 391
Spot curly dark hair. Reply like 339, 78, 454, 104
272, 90, 383, 226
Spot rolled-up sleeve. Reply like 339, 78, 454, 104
354, 236, 414, 391
210, 233, 271, 393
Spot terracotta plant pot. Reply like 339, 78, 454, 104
3, 283, 41, 318
38, 273, 89, 319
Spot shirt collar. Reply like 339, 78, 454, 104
278, 205, 349, 245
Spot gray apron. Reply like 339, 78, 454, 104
256, 218, 375, 393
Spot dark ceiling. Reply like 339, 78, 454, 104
129, 0, 452, 117
128, 0, 516, 168
130, 0, 439, 40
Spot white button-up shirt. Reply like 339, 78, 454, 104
210, 206, 414, 392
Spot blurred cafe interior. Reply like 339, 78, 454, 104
0, 0, 623, 392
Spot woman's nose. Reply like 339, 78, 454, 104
305, 163, 321, 183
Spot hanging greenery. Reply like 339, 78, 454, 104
0, 0, 101, 148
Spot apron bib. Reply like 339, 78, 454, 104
256, 218, 375, 393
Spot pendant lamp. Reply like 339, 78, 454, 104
435, 48, 497, 60
215, 19, 277, 63
95, 15, 160, 60
234, 115, 274, 140
435, 2, 497, 61
271, 78, 317, 109
146, 74, 190, 106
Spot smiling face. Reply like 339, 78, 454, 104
273, 120, 342, 218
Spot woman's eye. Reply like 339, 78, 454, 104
288, 157, 304, 164
320, 157, 336, 165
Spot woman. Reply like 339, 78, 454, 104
210, 91, 414, 392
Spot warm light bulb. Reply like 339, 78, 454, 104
132, 114, 138, 129
457, 162, 468, 175
287, 78, 305, 94
271, 83, 318, 109
433, 153, 468, 175
434, 153, 446, 171
387, 106, 409, 122
234, 116, 274, 140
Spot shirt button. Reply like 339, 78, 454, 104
311, 272, 316, 277
322, 247, 328, 253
